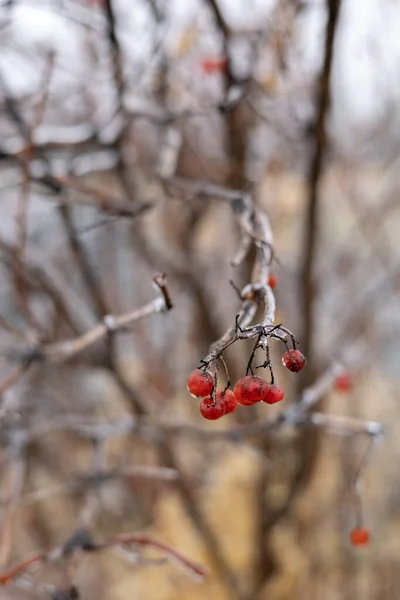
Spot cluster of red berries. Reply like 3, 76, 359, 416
187, 349, 306, 420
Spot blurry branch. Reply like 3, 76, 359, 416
307, 412, 384, 437
79, 438, 106, 528
206, 0, 230, 39
1, 53, 54, 329
130, 147, 252, 599
158, 441, 241, 598
0, 315, 29, 344
0, 71, 29, 141
12, 466, 178, 508
102, 0, 137, 198
0, 529, 207, 587
124, 147, 243, 592
14, 161, 31, 324
146, 0, 163, 22
0, 415, 137, 456
8, 273, 171, 364
246, 96, 303, 145
0, 445, 25, 567
204, 0, 235, 89
0, 362, 32, 397
59, 204, 111, 321
165, 177, 274, 258
331, 259, 400, 352
0, 145, 120, 184
103, 0, 125, 106
0, 149, 152, 217
325, 169, 400, 333
290, 2, 344, 565
0, 236, 90, 335
157, 126, 182, 179
301, 0, 342, 362
55, 176, 154, 217
203, 0, 252, 188
330, 168, 399, 273
0, 274, 171, 432
59, 1, 104, 32
0, 59, 134, 348
30, 52, 54, 135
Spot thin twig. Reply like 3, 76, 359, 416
0, 531, 207, 586
33, 273, 172, 362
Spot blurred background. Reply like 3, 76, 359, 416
0, 0, 399, 598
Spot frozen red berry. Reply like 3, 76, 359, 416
263, 383, 285, 404
334, 373, 352, 393
219, 389, 237, 414
187, 369, 214, 397
282, 349, 306, 373
200, 395, 226, 420
349, 527, 370, 547
233, 375, 269, 406
268, 273, 277, 289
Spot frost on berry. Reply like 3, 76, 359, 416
187, 369, 214, 398
219, 389, 237, 414
282, 349, 306, 373
349, 527, 370, 547
234, 375, 269, 406
263, 383, 285, 404
200, 395, 226, 420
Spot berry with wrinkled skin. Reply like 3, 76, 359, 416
263, 383, 285, 404
234, 376, 270, 406
219, 389, 238, 414
349, 527, 370, 547
187, 369, 214, 398
282, 349, 306, 373
334, 373, 352, 393
200, 395, 226, 420
268, 273, 277, 289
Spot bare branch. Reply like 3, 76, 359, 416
301, 0, 343, 361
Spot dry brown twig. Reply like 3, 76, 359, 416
0, 529, 207, 588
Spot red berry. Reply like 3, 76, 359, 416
268, 273, 277, 289
282, 349, 306, 373
200, 395, 226, 420
187, 369, 214, 397
233, 376, 270, 406
263, 383, 285, 404
349, 527, 370, 547
334, 373, 352, 393
200, 57, 228, 75
219, 389, 237, 414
